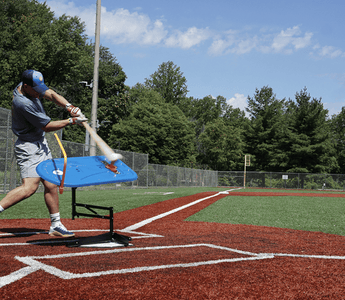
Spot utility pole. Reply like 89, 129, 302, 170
90, 0, 101, 156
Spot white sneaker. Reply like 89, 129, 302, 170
49, 224, 75, 237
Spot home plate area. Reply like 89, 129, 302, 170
1, 191, 345, 299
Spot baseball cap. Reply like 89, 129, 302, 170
21, 70, 49, 95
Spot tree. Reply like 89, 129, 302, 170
286, 88, 337, 173
245, 86, 288, 171
330, 107, 345, 173
0, 0, 93, 142
192, 95, 229, 135
0, 0, 128, 144
95, 46, 130, 141
0, 0, 55, 108
109, 85, 196, 166
144, 61, 188, 105
198, 118, 245, 171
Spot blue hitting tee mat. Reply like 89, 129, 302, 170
36, 156, 138, 187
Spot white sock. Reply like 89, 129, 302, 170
0, 205, 4, 213
50, 212, 61, 227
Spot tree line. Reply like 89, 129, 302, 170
1, 0, 344, 174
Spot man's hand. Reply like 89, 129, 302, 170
69, 116, 88, 125
66, 103, 82, 117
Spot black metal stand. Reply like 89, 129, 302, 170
68, 187, 131, 247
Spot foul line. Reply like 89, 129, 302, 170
123, 189, 236, 231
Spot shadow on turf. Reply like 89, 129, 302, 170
27, 232, 131, 247
0, 228, 47, 238
27, 236, 78, 246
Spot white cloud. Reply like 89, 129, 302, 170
43, 1, 343, 60
318, 46, 344, 58
100, 8, 168, 45
208, 39, 231, 56
271, 26, 312, 53
165, 27, 212, 49
229, 37, 258, 54
293, 32, 313, 49
208, 26, 313, 56
227, 93, 247, 112
208, 30, 236, 56
45, 1, 167, 45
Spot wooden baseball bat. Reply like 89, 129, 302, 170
82, 122, 123, 163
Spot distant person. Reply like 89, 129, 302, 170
0, 70, 87, 237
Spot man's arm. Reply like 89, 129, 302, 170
41, 117, 88, 132
41, 119, 70, 132
43, 89, 82, 117
43, 89, 69, 108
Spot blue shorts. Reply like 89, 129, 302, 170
15, 137, 52, 178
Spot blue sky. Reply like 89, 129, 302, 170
41, 0, 345, 116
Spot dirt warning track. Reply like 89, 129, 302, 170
1, 190, 345, 299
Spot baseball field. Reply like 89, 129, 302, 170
1, 187, 345, 299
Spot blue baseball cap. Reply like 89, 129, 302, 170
21, 70, 49, 95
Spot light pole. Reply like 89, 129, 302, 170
89, 0, 101, 156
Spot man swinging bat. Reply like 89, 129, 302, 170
0, 70, 87, 237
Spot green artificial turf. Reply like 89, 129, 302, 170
0, 187, 229, 219
187, 194, 345, 235
1, 187, 345, 236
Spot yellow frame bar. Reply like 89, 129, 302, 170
54, 133, 67, 194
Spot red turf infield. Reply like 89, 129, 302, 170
1, 191, 345, 299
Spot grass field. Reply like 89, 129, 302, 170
1, 187, 345, 236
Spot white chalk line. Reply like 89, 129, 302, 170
2, 243, 345, 288
123, 189, 237, 231
1, 243, 270, 287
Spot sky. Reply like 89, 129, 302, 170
40, 0, 345, 116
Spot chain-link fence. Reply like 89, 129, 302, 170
4, 105, 343, 192
0, 108, 217, 193
141, 164, 218, 188
218, 171, 345, 190
0, 108, 17, 193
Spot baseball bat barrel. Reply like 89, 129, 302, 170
82, 122, 123, 163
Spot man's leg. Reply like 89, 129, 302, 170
42, 179, 74, 237
0, 177, 40, 210
42, 179, 59, 214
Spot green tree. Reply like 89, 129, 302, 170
0, 0, 54, 108
177, 96, 197, 121
245, 86, 288, 171
144, 61, 188, 105
198, 118, 245, 171
95, 46, 130, 141
223, 105, 248, 128
193, 95, 228, 135
330, 107, 345, 173
0, 0, 93, 143
0, 0, 128, 144
286, 88, 337, 173
109, 85, 196, 166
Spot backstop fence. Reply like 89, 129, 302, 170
2, 107, 345, 192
